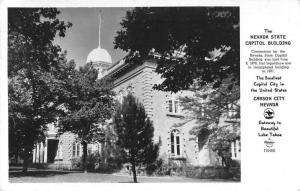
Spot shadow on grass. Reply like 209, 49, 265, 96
9, 170, 74, 178
119, 182, 135, 183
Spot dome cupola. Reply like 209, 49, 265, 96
86, 47, 112, 64
86, 11, 112, 64
86, 11, 112, 78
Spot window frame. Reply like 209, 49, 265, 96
231, 139, 240, 160
170, 130, 181, 157
72, 142, 81, 158
168, 94, 181, 114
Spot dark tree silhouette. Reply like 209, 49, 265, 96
8, 8, 72, 172
114, 7, 239, 93
113, 94, 159, 183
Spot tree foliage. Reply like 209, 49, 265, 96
180, 77, 240, 167
58, 63, 115, 172
8, 8, 72, 78
8, 8, 73, 172
98, 125, 125, 171
114, 7, 239, 93
114, 7, 240, 167
113, 94, 159, 183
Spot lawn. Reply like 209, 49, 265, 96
9, 169, 235, 183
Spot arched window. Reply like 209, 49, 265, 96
170, 130, 181, 156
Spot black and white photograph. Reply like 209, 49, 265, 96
2, 0, 300, 191
7, 7, 240, 183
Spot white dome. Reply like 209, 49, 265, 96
86, 47, 112, 64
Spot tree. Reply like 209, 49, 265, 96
114, 7, 239, 93
113, 94, 159, 183
8, 8, 73, 172
58, 63, 115, 173
180, 77, 240, 167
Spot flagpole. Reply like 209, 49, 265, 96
98, 10, 102, 48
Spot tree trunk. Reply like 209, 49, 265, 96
104, 140, 107, 164
82, 141, 88, 173
22, 147, 30, 173
132, 162, 137, 183
15, 148, 19, 165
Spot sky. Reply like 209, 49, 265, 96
53, 8, 131, 68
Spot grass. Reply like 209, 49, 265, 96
9, 169, 236, 183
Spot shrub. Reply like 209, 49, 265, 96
146, 158, 188, 176
70, 153, 99, 171
145, 158, 165, 175
71, 157, 83, 170
185, 166, 240, 180
70, 152, 123, 173
146, 158, 240, 180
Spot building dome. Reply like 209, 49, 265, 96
86, 47, 112, 64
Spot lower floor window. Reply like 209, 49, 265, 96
72, 142, 81, 158
231, 139, 240, 160
171, 130, 181, 156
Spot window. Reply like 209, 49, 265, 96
199, 98, 209, 118
97, 143, 102, 154
200, 103, 205, 117
72, 142, 76, 157
72, 142, 81, 158
88, 145, 92, 155
231, 139, 240, 160
174, 100, 179, 113
76, 143, 80, 157
228, 103, 239, 119
168, 100, 173, 113
233, 141, 237, 158
170, 130, 181, 156
168, 94, 180, 114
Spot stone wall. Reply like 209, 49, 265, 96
58, 132, 77, 164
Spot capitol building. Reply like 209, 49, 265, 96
31, 14, 240, 170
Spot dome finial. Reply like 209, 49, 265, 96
86, 10, 112, 64
98, 10, 102, 48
